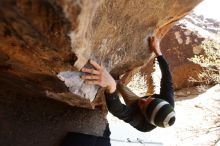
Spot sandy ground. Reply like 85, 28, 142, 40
107, 84, 220, 146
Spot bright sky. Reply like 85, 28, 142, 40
193, 0, 220, 21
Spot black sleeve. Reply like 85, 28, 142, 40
104, 91, 155, 132
157, 55, 174, 107
105, 90, 133, 122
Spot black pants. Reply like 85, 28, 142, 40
61, 124, 111, 146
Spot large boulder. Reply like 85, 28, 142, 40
0, 0, 202, 108
0, 1, 202, 145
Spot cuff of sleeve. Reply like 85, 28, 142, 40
104, 90, 119, 101
157, 55, 168, 65
156, 55, 164, 61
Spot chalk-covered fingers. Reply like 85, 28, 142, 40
81, 69, 101, 85
84, 80, 100, 85
81, 60, 102, 86
89, 60, 101, 70
81, 68, 100, 75
81, 75, 100, 80
81, 60, 116, 93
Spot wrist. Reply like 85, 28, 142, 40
155, 51, 162, 56
106, 81, 116, 93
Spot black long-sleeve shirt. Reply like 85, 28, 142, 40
105, 55, 174, 132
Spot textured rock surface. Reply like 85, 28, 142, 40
149, 23, 204, 90
123, 12, 220, 90
0, 72, 108, 146
0, 0, 202, 145
0, 0, 202, 108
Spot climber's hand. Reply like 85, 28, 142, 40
81, 60, 116, 93
148, 36, 162, 56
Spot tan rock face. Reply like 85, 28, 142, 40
66, 0, 203, 74
160, 25, 204, 90
138, 12, 220, 91
134, 24, 204, 92
0, 0, 201, 108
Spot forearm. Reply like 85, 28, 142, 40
157, 55, 172, 79
105, 91, 132, 120
157, 55, 174, 106
105, 91, 156, 132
